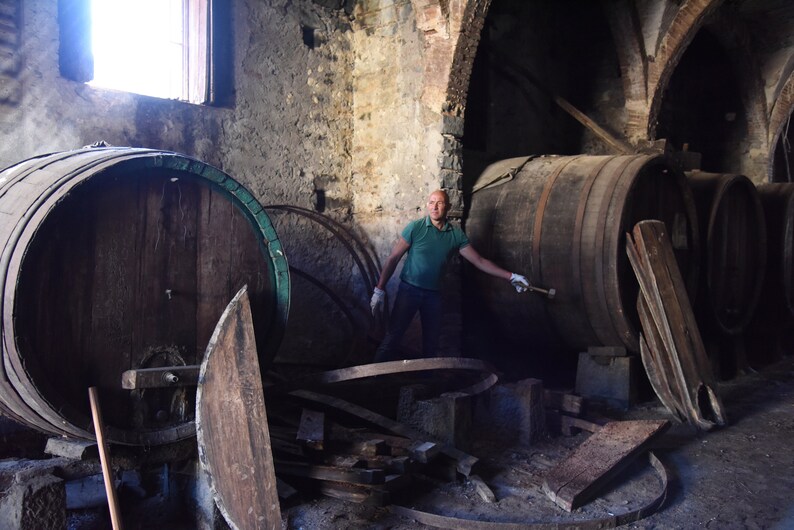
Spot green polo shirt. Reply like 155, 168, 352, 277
399, 216, 470, 290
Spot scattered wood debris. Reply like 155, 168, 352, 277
188, 286, 676, 528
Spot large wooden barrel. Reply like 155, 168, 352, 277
756, 183, 794, 318
465, 154, 699, 364
687, 172, 766, 335
0, 147, 290, 444
745, 183, 794, 366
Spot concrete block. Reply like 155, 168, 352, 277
45, 437, 98, 460
397, 387, 472, 451
473, 379, 544, 446
0, 471, 65, 530
575, 352, 638, 410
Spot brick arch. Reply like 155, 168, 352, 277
410, 0, 492, 114
602, 1, 649, 144
644, 0, 723, 140
768, 72, 794, 181
409, 0, 492, 211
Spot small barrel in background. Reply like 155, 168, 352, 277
464, 154, 699, 379
0, 147, 290, 445
686, 171, 766, 336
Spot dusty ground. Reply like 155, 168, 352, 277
9, 354, 787, 528
283, 356, 794, 529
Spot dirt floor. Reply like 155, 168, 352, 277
4, 355, 789, 529
282, 356, 794, 529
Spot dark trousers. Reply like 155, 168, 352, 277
374, 281, 442, 362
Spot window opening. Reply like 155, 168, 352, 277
89, 0, 209, 103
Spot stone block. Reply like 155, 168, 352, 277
397, 387, 472, 451
45, 437, 98, 460
575, 352, 638, 410
437, 153, 462, 171
0, 471, 65, 530
442, 113, 464, 137
473, 379, 544, 446
440, 169, 462, 190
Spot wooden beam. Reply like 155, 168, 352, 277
273, 461, 385, 485
120, 365, 200, 389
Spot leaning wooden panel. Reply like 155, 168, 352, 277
629, 221, 726, 430
196, 286, 281, 530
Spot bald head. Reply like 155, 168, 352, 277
427, 189, 449, 224
429, 189, 449, 203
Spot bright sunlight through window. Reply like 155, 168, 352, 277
90, 0, 208, 103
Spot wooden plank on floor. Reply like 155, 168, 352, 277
196, 286, 281, 530
542, 419, 669, 512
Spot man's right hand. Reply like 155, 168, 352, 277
370, 287, 385, 315
510, 273, 529, 293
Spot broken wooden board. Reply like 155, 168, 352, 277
196, 286, 281, 530
542, 419, 669, 512
626, 220, 726, 430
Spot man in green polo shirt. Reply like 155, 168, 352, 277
370, 189, 529, 362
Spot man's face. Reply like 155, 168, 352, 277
427, 192, 449, 222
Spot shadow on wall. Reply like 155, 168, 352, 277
266, 206, 384, 369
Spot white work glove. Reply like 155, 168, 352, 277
510, 273, 529, 293
370, 287, 385, 315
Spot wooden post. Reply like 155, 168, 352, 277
88, 386, 124, 530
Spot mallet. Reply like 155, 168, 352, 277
528, 285, 556, 299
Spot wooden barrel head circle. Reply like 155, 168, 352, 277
0, 147, 290, 444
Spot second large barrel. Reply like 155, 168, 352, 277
465, 154, 699, 356
687, 171, 766, 335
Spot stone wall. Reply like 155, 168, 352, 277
0, 0, 361, 366
4, 0, 794, 366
